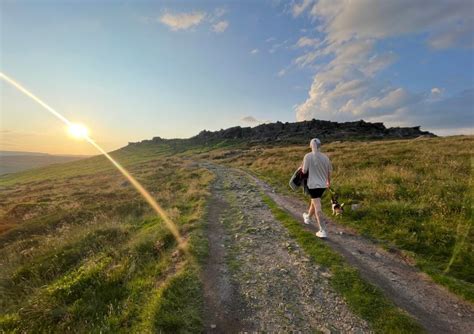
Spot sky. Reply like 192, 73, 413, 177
1, 0, 473, 155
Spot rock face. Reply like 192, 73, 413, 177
129, 119, 435, 147
191, 119, 435, 144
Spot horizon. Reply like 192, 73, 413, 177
4, 123, 474, 157
0, 149, 93, 156
2, 116, 473, 156
1, 0, 473, 155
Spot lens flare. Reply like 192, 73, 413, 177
0, 72, 187, 253
68, 123, 89, 139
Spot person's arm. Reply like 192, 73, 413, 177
326, 159, 332, 188
302, 154, 309, 174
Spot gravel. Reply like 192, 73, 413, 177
203, 163, 371, 333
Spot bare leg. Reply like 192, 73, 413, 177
311, 198, 326, 232
308, 201, 315, 217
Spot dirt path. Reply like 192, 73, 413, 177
245, 170, 474, 334
201, 192, 250, 332
201, 163, 370, 333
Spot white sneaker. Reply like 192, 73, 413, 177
303, 213, 311, 225
316, 230, 328, 239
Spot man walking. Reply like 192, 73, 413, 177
302, 138, 332, 238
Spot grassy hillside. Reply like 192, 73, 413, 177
201, 136, 474, 302
0, 144, 173, 187
1, 135, 472, 332
0, 145, 213, 332
0, 153, 90, 175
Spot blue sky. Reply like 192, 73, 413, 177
1, 0, 473, 154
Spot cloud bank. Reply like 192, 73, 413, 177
291, 0, 474, 132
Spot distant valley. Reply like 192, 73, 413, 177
0, 151, 91, 175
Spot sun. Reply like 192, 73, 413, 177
67, 123, 89, 139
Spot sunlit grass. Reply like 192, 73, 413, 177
0, 147, 214, 332
1, 135, 472, 332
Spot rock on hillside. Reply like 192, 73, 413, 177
129, 119, 435, 147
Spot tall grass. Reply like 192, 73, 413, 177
0, 148, 213, 332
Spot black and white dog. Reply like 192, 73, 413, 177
331, 194, 345, 216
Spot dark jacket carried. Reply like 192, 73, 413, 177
289, 167, 310, 195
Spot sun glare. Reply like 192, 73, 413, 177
68, 123, 89, 139
1, 71, 186, 254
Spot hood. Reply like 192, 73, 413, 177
310, 138, 320, 154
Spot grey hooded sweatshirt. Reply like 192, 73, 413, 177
302, 139, 332, 189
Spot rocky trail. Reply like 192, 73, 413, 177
201, 163, 474, 333
201, 163, 370, 333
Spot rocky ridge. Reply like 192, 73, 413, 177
130, 119, 435, 147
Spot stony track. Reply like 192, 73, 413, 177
201, 163, 371, 333
200, 162, 474, 334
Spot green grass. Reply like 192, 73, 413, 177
0, 148, 214, 333
262, 194, 424, 333
214, 136, 474, 302
1, 135, 472, 331
0, 142, 172, 186
150, 266, 204, 333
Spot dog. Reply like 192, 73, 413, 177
331, 194, 345, 216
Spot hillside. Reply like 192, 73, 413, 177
0, 151, 90, 175
0, 133, 472, 333
0, 149, 213, 332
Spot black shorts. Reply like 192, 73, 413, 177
308, 188, 326, 199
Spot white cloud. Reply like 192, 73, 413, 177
294, 39, 417, 121
250, 48, 259, 55
430, 127, 474, 136
428, 24, 474, 49
350, 88, 422, 117
294, 50, 319, 67
384, 89, 474, 130
213, 8, 227, 19
310, 0, 474, 44
212, 20, 229, 33
295, 36, 320, 48
331, 79, 369, 100
292, 0, 315, 17
157, 8, 230, 33
277, 69, 287, 77
291, 0, 474, 131
159, 12, 206, 31
268, 39, 290, 54
362, 52, 398, 77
